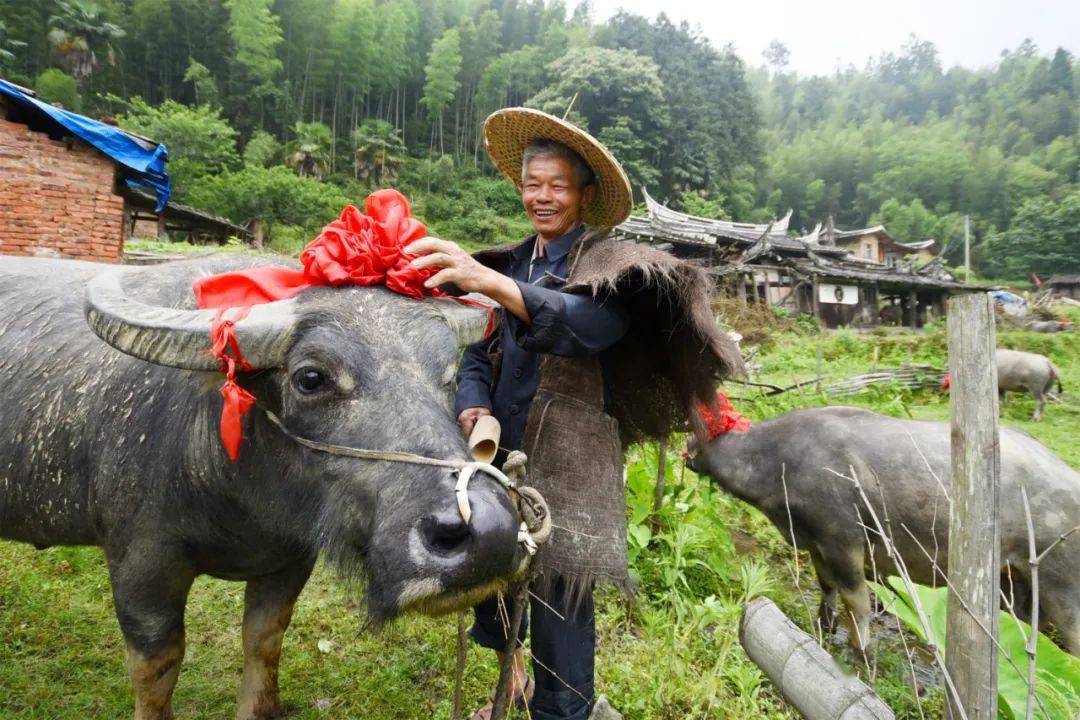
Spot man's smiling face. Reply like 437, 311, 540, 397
521, 155, 594, 241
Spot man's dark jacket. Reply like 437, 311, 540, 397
455, 225, 629, 454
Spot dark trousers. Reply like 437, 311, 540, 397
471, 577, 595, 720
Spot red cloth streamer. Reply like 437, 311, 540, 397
192, 188, 479, 460
209, 307, 255, 460
697, 391, 752, 441
941, 374, 951, 391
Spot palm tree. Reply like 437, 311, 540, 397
47, 0, 124, 90
287, 121, 332, 180
0, 21, 27, 70
351, 120, 405, 184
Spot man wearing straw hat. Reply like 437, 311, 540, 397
407, 108, 742, 720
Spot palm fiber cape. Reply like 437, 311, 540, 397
470, 229, 744, 595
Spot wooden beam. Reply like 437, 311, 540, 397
811, 274, 823, 328
945, 293, 1001, 720
908, 290, 918, 329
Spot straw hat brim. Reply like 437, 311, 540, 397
484, 107, 633, 229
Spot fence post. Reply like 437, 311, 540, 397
945, 292, 1001, 720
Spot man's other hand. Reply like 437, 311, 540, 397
405, 236, 530, 323
405, 237, 493, 293
457, 407, 493, 438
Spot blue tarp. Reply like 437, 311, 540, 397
0, 79, 171, 210
990, 290, 1026, 305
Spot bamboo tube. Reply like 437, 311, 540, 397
468, 415, 501, 464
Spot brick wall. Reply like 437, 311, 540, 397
0, 116, 125, 263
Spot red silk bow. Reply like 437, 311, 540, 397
193, 189, 447, 461
697, 391, 752, 440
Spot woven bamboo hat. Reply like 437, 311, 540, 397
484, 107, 633, 228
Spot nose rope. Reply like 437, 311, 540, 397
261, 409, 549, 555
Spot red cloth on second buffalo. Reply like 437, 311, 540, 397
192, 189, 440, 460
697, 391, 752, 440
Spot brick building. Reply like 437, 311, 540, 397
0, 79, 243, 265
0, 112, 129, 262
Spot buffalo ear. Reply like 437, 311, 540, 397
428, 295, 498, 348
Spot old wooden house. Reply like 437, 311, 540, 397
615, 191, 975, 329
1042, 274, 1080, 300
817, 220, 939, 266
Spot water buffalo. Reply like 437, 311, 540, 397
997, 348, 1063, 420
0, 255, 529, 720
1026, 319, 1071, 333
688, 407, 1080, 656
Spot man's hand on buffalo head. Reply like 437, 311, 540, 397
406, 237, 531, 323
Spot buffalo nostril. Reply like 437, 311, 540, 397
421, 511, 471, 556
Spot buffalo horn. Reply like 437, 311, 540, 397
429, 294, 496, 348
84, 266, 298, 370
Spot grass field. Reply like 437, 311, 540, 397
1, 304, 1077, 719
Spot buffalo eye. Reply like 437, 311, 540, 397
293, 367, 327, 394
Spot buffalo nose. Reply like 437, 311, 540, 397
420, 508, 472, 556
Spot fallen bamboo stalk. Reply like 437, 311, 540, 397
740, 597, 895, 720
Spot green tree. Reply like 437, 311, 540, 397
421, 27, 462, 154
35, 68, 81, 111
225, 0, 283, 85
46, 0, 125, 89
597, 13, 759, 195
998, 189, 1080, 277
224, 0, 284, 124
242, 129, 281, 168
351, 119, 406, 184
287, 121, 333, 179
183, 58, 220, 107
1047, 47, 1075, 97
0, 19, 27, 72
528, 46, 669, 190
116, 97, 240, 196
476, 45, 547, 115
597, 116, 660, 196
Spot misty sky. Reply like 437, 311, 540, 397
574, 0, 1080, 75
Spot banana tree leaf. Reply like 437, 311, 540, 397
871, 577, 1080, 719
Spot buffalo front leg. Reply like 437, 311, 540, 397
809, 548, 839, 634
107, 548, 196, 720
817, 545, 872, 657
236, 560, 315, 720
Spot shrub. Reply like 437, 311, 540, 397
35, 69, 80, 111
185, 166, 351, 240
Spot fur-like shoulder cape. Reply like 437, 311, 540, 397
472, 228, 744, 444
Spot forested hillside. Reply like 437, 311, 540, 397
0, 0, 1076, 279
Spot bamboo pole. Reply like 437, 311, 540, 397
740, 598, 894, 719
944, 292, 1001, 720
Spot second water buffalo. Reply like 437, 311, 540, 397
997, 348, 1063, 420
688, 406, 1080, 656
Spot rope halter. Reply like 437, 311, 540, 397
262, 410, 550, 555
